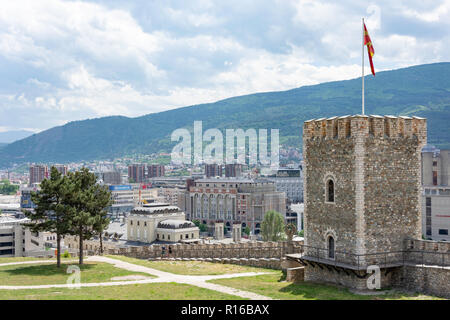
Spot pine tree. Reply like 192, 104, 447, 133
66, 168, 111, 264
91, 185, 112, 255
24, 167, 72, 268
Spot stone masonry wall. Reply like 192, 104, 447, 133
391, 265, 450, 299
303, 119, 358, 263
304, 264, 399, 291
404, 239, 450, 266
65, 235, 303, 270
363, 117, 426, 253
303, 115, 427, 265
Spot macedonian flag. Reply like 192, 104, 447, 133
363, 22, 375, 76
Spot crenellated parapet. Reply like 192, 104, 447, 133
303, 115, 427, 145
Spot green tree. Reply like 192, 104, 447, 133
24, 167, 72, 268
0, 179, 19, 195
91, 186, 112, 255
243, 226, 251, 236
261, 210, 286, 241
193, 219, 207, 232
66, 168, 111, 264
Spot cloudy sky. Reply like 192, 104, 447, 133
0, 0, 449, 133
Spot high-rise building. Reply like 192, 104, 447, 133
225, 163, 243, 177
205, 164, 222, 177
52, 164, 68, 176
147, 164, 165, 178
29, 165, 48, 185
128, 164, 145, 183
422, 147, 450, 241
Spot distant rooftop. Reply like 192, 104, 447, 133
0, 215, 29, 225
196, 177, 272, 184
131, 203, 181, 215
142, 202, 171, 207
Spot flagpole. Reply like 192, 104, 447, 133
362, 17, 365, 115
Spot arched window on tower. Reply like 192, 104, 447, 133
326, 179, 335, 203
328, 236, 335, 259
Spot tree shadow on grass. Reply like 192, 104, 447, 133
278, 280, 431, 300
278, 281, 366, 300
1, 263, 95, 278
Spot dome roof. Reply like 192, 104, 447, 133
157, 219, 196, 229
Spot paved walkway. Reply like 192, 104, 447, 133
0, 256, 273, 300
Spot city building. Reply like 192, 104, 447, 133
157, 186, 185, 208
225, 163, 243, 177
29, 164, 48, 185
128, 164, 145, 183
0, 215, 46, 257
52, 164, 68, 176
422, 147, 450, 241
147, 164, 165, 178
108, 184, 160, 219
148, 176, 187, 187
127, 202, 199, 243
266, 168, 303, 203
302, 115, 427, 289
290, 203, 304, 232
185, 177, 286, 235
101, 171, 122, 185
204, 164, 222, 177
20, 187, 38, 209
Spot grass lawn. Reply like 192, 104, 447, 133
0, 282, 246, 300
0, 256, 74, 264
106, 255, 277, 275
0, 261, 154, 286
208, 271, 444, 300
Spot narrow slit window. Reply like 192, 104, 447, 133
328, 236, 335, 259
327, 179, 335, 202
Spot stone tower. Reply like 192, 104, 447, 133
302, 115, 427, 288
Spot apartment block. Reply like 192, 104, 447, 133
422, 147, 450, 241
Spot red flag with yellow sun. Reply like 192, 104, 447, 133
363, 22, 375, 76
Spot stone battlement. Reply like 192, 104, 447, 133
303, 115, 426, 142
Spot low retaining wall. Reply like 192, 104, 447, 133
404, 239, 450, 266
109, 241, 302, 260
301, 239, 450, 297
392, 264, 450, 299
210, 258, 282, 270
66, 235, 303, 261
65, 235, 303, 270
286, 267, 304, 283
304, 265, 400, 290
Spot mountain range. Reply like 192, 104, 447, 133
0, 130, 34, 144
1, 62, 449, 168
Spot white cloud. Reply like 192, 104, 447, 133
401, 1, 450, 23
0, 0, 448, 132
376, 34, 444, 66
